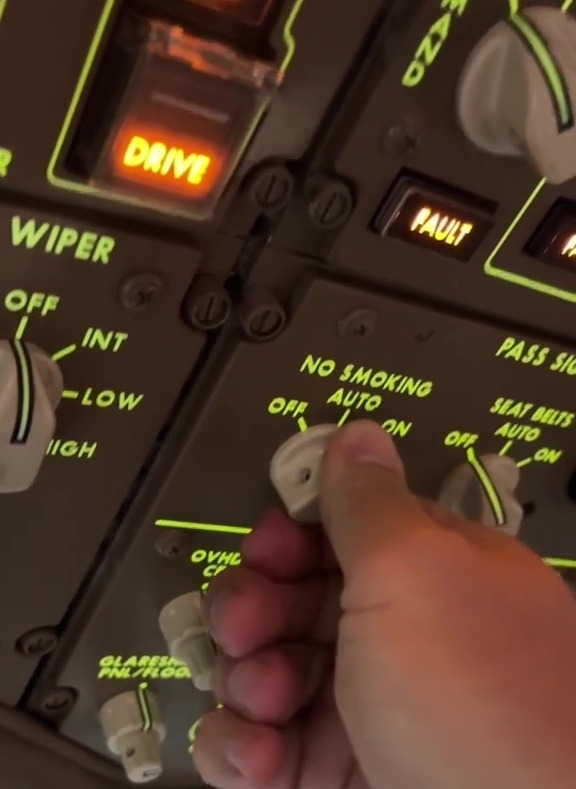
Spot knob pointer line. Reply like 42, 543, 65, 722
51, 344, 77, 362
9, 341, 34, 445
136, 683, 153, 733
14, 316, 28, 341
508, 12, 573, 132
485, 0, 576, 301
465, 447, 506, 526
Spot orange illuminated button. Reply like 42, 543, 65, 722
73, 17, 280, 219
528, 199, 576, 269
373, 175, 496, 262
112, 126, 222, 199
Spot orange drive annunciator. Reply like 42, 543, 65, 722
71, 18, 281, 219
111, 126, 223, 200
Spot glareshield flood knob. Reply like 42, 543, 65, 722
269, 424, 339, 524
100, 686, 165, 783
457, 7, 576, 184
158, 592, 216, 692
439, 453, 524, 538
0, 341, 63, 492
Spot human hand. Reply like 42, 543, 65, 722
194, 420, 576, 789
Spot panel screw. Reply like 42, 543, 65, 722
183, 275, 232, 331
246, 163, 294, 213
155, 530, 184, 558
240, 286, 286, 342
337, 309, 377, 338
382, 116, 422, 156
16, 627, 58, 658
40, 687, 77, 715
305, 173, 355, 230
119, 271, 165, 313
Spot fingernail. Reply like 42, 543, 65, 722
203, 590, 231, 644
334, 421, 403, 473
227, 660, 260, 706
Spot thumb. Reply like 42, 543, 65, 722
320, 421, 444, 604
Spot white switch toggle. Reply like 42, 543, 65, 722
158, 592, 216, 692
0, 340, 63, 493
457, 7, 576, 183
439, 452, 524, 538
269, 424, 338, 524
100, 685, 166, 784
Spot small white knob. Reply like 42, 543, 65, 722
158, 592, 216, 692
439, 452, 524, 538
0, 341, 63, 492
457, 7, 576, 184
269, 424, 339, 524
100, 686, 165, 784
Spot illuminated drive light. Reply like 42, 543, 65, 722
528, 199, 576, 270
372, 175, 496, 262
112, 128, 221, 198
122, 137, 211, 185
67, 17, 281, 219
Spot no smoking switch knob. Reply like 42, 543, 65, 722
457, 7, 576, 183
269, 425, 339, 524
158, 592, 216, 692
0, 340, 63, 492
100, 686, 165, 783
439, 453, 524, 537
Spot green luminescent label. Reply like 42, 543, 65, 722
60, 388, 143, 410
508, 13, 574, 132
10, 341, 33, 445
5, 289, 60, 317
466, 447, 506, 526
136, 683, 152, 733
300, 355, 434, 399
82, 327, 128, 353
98, 656, 190, 680
46, 439, 98, 460
445, 430, 479, 449
191, 547, 243, 592
402, 0, 469, 88
11, 217, 115, 263
495, 337, 576, 377
0, 148, 13, 178
268, 397, 309, 419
